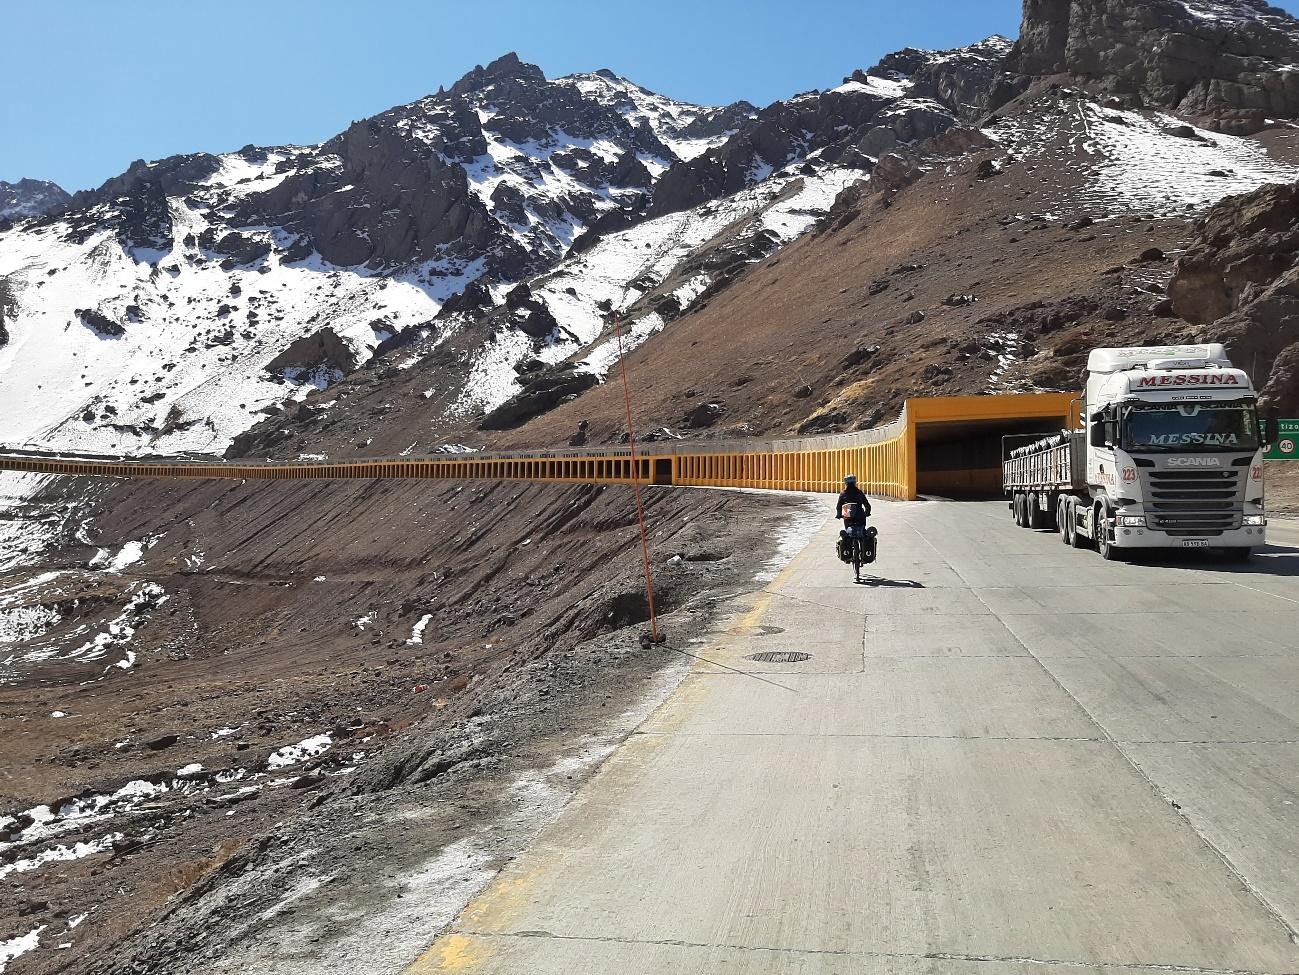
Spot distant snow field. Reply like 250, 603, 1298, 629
0, 170, 461, 457
988, 99, 1299, 216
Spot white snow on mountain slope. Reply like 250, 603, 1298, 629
986, 97, 1299, 216
834, 76, 909, 97
450, 166, 862, 417
0, 194, 471, 455
1179, 0, 1299, 29
929, 34, 1014, 63
559, 71, 748, 163
459, 124, 641, 258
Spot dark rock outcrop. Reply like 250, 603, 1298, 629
645, 36, 1019, 221
76, 308, 125, 337
1170, 183, 1299, 324
0, 178, 71, 220
264, 327, 362, 377
1006, 0, 1299, 133
648, 80, 960, 218
868, 36, 1016, 121
1169, 181, 1299, 392
683, 401, 727, 429
1260, 341, 1299, 414
478, 367, 599, 430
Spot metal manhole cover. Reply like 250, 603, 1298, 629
745, 651, 813, 664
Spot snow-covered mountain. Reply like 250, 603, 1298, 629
10, 5, 1299, 462
0, 55, 757, 456
0, 179, 69, 221
0, 45, 994, 457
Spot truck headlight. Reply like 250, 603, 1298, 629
1119, 516, 1145, 527
1243, 515, 1267, 527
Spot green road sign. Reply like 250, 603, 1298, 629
1266, 419, 1299, 460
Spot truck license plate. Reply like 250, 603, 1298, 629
1181, 539, 1211, 549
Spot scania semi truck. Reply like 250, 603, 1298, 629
1004, 345, 1278, 560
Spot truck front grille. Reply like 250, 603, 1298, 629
1145, 470, 1242, 534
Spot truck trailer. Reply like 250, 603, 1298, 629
1004, 345, 1277, 560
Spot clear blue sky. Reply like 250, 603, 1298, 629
6, 0, 1298, 193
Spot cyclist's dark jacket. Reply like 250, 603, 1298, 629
835, 486, 872, 524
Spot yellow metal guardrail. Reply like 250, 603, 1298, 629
0, 394, 1077, 501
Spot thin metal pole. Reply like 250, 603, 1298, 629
613, 314, 663, 644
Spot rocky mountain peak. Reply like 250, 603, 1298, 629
864, 35, 1017, 121
0, 178, 71, 222
448, 52, 547, 97
1009, 0, 1299, 132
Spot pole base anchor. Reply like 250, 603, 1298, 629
640, 630, 668, 648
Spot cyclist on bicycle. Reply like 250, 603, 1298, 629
835, 475, 872, 524
835, 475, 872, 563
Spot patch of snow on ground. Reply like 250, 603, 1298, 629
407, 613, 433, 645
987, 99, 1299, 217
267, 734, 332, 770
834, 76, 908, 98
0, 472, 90, 572
90, 539, 148, 572
0, 779, 168, 853
986, 329, 1027, 391
0, 604, 60, 644
750, 493, 833, 583
0, 927, 43, 973
579, 313, 667, 377
0, 834, 121, 881
13, 582, 167, 670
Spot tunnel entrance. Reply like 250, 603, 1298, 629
909, 395, 1078, 500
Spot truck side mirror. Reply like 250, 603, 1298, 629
1264, 417, 1281, 445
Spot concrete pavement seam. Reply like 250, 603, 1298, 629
456, 928, 1283, 974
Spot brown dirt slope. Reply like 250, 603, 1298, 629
1, 473, 805, 973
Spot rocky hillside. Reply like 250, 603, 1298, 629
0, 55, 754, 456
0, 43, 1006, 460
1007, 0, 1299, 133
1171, 181, 1299, 414
217, 0, 1299, 458
0, 179, 69, 223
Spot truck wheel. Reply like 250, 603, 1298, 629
1096, 505, 1124, 561
1013, 494, 1026, 527
1059, 499, 1073, 545
1070, 503, 1091, 550
1068, 501, 1087, 549
1042, 496, 1058, 532
1027, 493, 1043, 530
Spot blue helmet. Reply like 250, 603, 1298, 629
844, 474, 858, 486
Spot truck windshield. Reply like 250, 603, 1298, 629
1122, 403, 1260, 453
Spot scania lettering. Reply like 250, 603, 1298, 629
1003, 345, 1278, 561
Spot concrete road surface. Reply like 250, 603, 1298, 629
407, 501, 1299, 974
